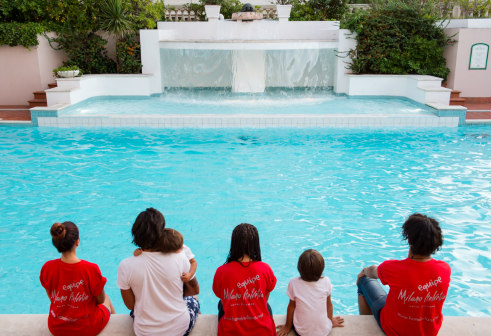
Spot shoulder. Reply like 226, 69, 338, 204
255, 261, 274, 272
118, 256, 139, 270
378, 259, 403, 272
320, 276, 332, 286
431, 259, 452, 275
80, 259, 101, 269
41, 259, 59, 269
40, 259, 60, 275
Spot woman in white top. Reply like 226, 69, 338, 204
277, 249, 344, 336
117, 208, 200, 336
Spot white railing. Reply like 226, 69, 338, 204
164, 7, 277, 21
164, 4, 489, 22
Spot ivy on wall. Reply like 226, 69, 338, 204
0, 22, 45, 48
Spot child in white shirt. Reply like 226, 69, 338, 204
277, 249, 344, 336
134, 228, 197, 294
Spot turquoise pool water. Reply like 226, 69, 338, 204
0, 126, 490, 316
60, 89, 435, 117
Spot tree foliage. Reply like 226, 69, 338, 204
342, 1, 451, 79
289, 0, 349, 21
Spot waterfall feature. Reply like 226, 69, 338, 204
155, 20, 340, 93
160, 47, 335, 93
232, 50, 266, 93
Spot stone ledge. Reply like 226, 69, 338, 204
0, 314, 489, 336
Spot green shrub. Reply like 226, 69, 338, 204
289, 0, 349, 21
342, 2, 450, 79
124, 0, 166, 29
182, 0, 244, 21
0, 0, 50, 23
51, 31, 116, 74
117, 34, 142, 73
0, 22, 45, 48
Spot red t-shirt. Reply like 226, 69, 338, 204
40, 259, 110, 336
213, 261, 277, 336
378, 258, 451, 336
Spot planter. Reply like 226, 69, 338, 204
57, 70, 80, 78
205, 5, 221, 22
276, 4, 292, 22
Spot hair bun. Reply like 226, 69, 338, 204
50, 222, 66, 240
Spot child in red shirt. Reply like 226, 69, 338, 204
213, 223, 277, 336
40, 222, 115, 336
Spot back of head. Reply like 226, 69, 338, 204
132, 208, 166, 250
297, 249, 325, 282
50, 221, 79, 253
226, 223, 262, 263
402, 213, 443, 256
159, 228, 184, 253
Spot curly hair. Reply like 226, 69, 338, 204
132, 208, 166, 250
50, 221, 79, 253
402, 213, 443, 256
226, 223, 262, 263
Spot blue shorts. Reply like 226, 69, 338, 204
357, 276, 387, 329
183, 296, 200, 336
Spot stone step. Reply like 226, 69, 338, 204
450, 97, 466, 106
33, 91, 47, 100
28, 99, 48, 108
450, 90, 461, 98
48, 83, 58, 89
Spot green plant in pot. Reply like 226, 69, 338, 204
53, 65, 83, 78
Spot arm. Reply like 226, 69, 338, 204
181, 258, 197, 282
327, 295, 344, 328
183, 277, 200, 296
120, 288, 136, 310
277, 300, 295, 336
96, 288, 106, 305
357, 265, 379, 284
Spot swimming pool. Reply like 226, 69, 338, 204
0, 126, 489, 316
60, 89, 435, 117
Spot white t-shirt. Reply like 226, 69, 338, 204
286, 276, 333, 336
117, 251, 191, 336
182, 244, 195, 260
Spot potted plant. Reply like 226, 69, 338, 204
53, 65, 82, 78
203, 0, 222, 21
275, 0, 292, 21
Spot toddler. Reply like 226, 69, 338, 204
277, 249, 344, 336
134, 228, 197, 292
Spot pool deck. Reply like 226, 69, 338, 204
1, 101, 490, 125
1, 314, 490, 336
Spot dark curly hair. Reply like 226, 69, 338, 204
298, 249, 325, 282
226, 223, 262, 263
50, 221, 79, 253
132, 208, 166, 250
402, 213, 443, 256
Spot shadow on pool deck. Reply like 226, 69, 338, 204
0, 314, 490, 336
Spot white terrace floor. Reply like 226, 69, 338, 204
1, 314, 490, 336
